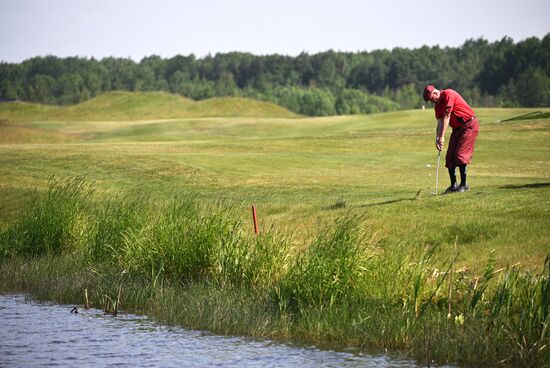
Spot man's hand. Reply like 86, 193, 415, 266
435, 136, 445, 151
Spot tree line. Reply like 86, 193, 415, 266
0, 34, 548, 116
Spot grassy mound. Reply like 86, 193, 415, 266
187, 97, 301, 118
0, 91, 299, 122
63, 91, 195, 121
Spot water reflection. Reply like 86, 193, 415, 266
0, 294, 450, 367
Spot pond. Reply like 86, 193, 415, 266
0, 293, 454, 367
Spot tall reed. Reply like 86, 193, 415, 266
0, 176, 93, 259
278, 214, 376, 311
1, 178, 290, 288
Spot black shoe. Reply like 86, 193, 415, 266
444, 184, 459, 194
458, 185, 470, 193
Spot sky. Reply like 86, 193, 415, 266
1, 0, 549, 63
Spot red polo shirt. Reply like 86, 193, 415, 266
434, 89, 476, 128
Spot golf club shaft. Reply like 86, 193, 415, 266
435, 150, 441, 194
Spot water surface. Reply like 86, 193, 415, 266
0, 293, 452, 367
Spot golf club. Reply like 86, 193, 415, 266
433, 150, 441, 195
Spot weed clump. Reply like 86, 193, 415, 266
279, 215, 374, 311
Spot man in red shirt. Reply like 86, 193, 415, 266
423, 85, 479, 193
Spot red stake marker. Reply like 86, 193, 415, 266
252, 204, 259, 235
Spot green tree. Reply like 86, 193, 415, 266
391, 83, 421, 109
514, 67, 550, 107
27, 74, 55, 103
299, 88, 336, 116
189, 77, 215, 100
170, 70, 193, 96
1, 34, 548, 112
83, 72, 103, 97
165, 54, 197, 82
134, 67, 156, 91
214, 72, 238, 96
56, 73, 84, 105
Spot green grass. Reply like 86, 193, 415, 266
0, 182, 547, 366
1, 102, 548, 271
0, 94, 549, 366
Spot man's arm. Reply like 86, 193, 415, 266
436, 113, 451, 150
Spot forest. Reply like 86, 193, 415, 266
0, 34, 548, 116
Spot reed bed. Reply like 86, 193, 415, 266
0, 177, 548, 367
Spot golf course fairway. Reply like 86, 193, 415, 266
1, 93, 549, 367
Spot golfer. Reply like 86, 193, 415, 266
423, 85, 479, 193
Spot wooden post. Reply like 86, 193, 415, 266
84, 288, 90, 310
251, 204, 259, 235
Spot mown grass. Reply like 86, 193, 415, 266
0, 94, 549, 366
0, 177, 548, 367
1, 104, 548, 272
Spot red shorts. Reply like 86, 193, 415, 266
446, 119, 479, 168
